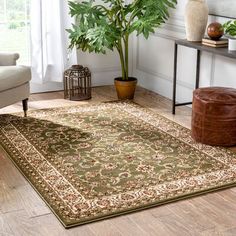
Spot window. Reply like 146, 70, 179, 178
0, 0, 30, 65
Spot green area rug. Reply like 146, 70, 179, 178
0, 101, 236, 228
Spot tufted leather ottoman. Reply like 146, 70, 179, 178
191, 87, 236, 146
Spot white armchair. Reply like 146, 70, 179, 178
0, 53, 31, 116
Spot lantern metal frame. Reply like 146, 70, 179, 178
63, 65, 91, 101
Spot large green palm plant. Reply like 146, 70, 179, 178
67, 0, 177, 80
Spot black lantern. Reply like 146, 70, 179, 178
63, 65, 92, 101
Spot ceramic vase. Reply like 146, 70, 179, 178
228, 38, 236, 51
185, 0, 209, 42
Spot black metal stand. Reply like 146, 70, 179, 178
172, 43, 201, 115
172, 42, 201, 115
172, 39, 236, 115
172, 43, 201, 114
172, 43, 178, 115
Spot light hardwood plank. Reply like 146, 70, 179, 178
201, 227, 236, 236
189, 195, 236, 229
110, 215, 149, 236
35, 213, 95, 236
167, 200, 216, 232
88, 219, 123, 236
0, 148, 27, 189
128, 210, 179, 236
0, 179, 25, 214
3, 210, 45, 236
16, 185, 51, 218
0, 213, 13, 235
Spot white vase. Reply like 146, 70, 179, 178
228, 38, 236, 51
185, 0, 209, 42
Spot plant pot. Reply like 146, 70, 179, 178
228, 38, 236, 51
114, 77, 137, 100
185, 0, 209, 42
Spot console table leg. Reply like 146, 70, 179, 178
195, 49, 201, 89
172, 43, 178, 115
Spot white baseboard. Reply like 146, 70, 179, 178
30, 82, 64, 94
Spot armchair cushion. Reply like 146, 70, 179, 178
0, 66, 31, 92
0, 53, 20, 66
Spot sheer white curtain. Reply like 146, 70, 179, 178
30, 0, 77, 83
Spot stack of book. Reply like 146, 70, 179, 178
202, 38, 228, 48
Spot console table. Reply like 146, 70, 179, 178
172, 39, 236, 114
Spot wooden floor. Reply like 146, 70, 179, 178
0, 86, 236, 236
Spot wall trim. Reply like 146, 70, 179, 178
153, 32, 180, 40
91, 66, 121, 73
162, 24, 185, 34
137, 64, 194, 89
162, 14, 186, 34
136, 35, 195, 90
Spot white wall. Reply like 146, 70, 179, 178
32, 0, 236, 98
77, 1, 190, 94
133, 0, 236, 103
77, 50, 122, 87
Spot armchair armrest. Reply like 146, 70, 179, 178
0, 52, 20, 66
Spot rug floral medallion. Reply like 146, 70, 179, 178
0, 101, 236, 228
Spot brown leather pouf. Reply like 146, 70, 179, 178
191, 87, 236, 146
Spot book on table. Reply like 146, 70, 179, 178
202, 42, 228, 48
202, 38, 228, 45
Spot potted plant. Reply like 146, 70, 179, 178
67, 0, 177, 99
223, 20, 236, 51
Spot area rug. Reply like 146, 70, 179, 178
0, 101, 236, 228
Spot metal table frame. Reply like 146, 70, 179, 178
172, 39, 236, 115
